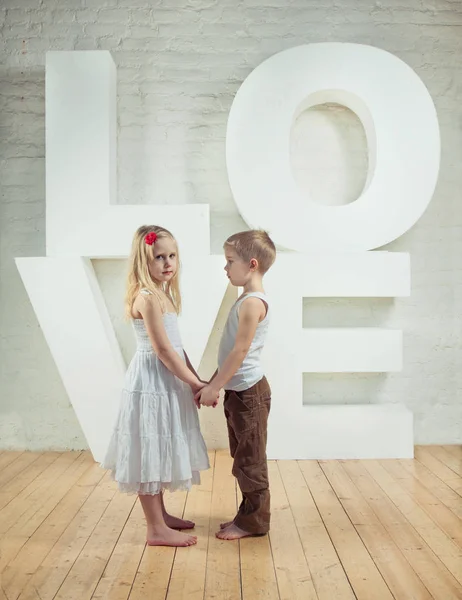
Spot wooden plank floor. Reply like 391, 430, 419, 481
0, 446, 461, 600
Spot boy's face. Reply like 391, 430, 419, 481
224, 246, 256, 286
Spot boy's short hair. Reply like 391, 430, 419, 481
225, 230, 276, 274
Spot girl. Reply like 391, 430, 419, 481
102, 225, 213, 547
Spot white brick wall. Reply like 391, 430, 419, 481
1, 0, 461, 450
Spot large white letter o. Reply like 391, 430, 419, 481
226, 43, 440, 251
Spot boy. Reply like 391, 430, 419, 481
196, 230, 276, 540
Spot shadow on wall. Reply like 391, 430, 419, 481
303, 373, 389, 405
303, 297, 395, 328
303, 297, 395, 406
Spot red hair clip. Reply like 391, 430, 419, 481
145, 232, 157, 245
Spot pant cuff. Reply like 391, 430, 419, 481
234, 515, 270, 535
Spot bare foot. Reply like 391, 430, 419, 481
164, 514, 195, 530
220, 520, 234, 529
147, 526, 197, 547
216, 523, 256, 540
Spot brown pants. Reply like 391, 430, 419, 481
224, 376, 271, 534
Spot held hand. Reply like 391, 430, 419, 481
199, 385, 220, 407
190, 379, 206, 395
193, 389, 203, 409
207, 377, 219, 407
191, 380, 206, 409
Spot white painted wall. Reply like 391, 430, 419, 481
1, 0, 461, 450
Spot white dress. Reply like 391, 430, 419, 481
102, 292, 210, 495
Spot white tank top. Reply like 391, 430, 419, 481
217, 292, 270, 392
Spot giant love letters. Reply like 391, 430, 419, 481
16, 44, 440, 461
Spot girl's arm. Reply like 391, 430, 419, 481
183, 356, 219, 409
184, 351, 201, 380
184, 352, 216, 385
136, 295, 203, 392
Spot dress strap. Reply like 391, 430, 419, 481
139, 288, 153, 296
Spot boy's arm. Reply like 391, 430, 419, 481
208, 369, 218, 383
207, 298, 262, 393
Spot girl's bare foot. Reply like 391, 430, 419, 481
161, 493, 195, 529
147, 525, 197, 547
164, 514, 195, 530
216, 523, 254, 540
220, 520, 234, 529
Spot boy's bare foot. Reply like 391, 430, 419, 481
220, 520, 234, 529
164, 514, 195, 530
147, 526, 197, 547
216, 523, 254, 540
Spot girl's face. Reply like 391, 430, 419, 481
224, 245, 256, 287
148, 237, 178, 284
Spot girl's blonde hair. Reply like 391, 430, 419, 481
125, 225, 181, 319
